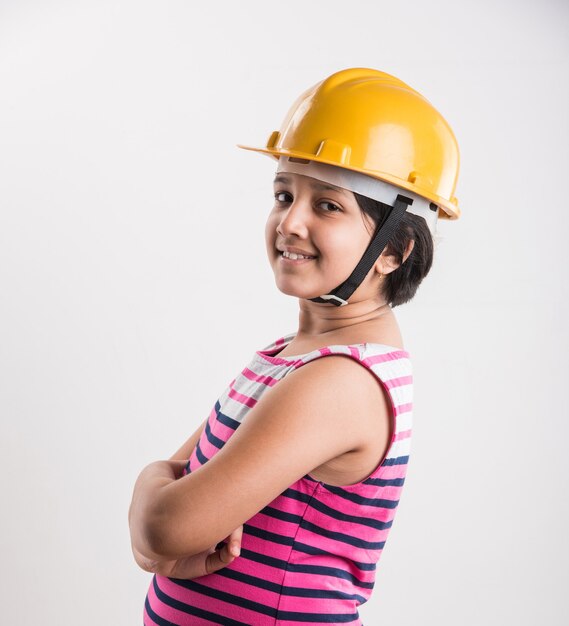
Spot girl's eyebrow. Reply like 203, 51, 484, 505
273, 174, 347, 196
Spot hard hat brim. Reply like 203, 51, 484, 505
237, 143, 460, 220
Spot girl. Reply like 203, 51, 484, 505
129, 67, 461, 625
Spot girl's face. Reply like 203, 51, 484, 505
265, 171, 380, 303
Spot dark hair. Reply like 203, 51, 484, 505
353, 192, 434, 308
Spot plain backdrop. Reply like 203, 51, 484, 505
1, 1, 568, 624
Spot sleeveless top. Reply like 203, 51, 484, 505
143, 332, 413, 626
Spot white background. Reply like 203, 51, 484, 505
1, 1, 568, 624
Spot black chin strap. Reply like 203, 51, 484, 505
309, 194, 413, 306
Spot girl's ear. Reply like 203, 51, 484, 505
402, 239, 415, 264
375, 239, 415, 276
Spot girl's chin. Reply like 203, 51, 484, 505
273, 280, 314, 299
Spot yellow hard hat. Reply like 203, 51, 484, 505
237, 67, 460, 220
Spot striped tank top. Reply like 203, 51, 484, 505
144, 331, 413, 625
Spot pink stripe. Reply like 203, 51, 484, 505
292, 348, 360, 370
297, 523, 387, 559
157, 574, 280, 624
278, 483, 403, 515
227, 387, 257, 408
311, 483, 403, 507
187, 406, 219, 472
164, 564, 281, 607
363, 350, 409, 365
258, 353, 302, 366
288, 559, 375, 587
197, 432, 222, 460
241, 366, 279, 386
276, 586, 364, 625
212, 419, 239, 442
241, 529, 296, 562
312, 346, 360, 359
255, 503, 307, 526
281, 565, 374, 592
394, 429, 412, 441
142, 602, 159, 626
394, 402, 413, 416
311, 493, 398, 522
216, 552, 287, 586
377, 463, 408, 479
383, 374, 413, 389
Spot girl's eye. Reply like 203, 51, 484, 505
274, 192, 342, 213
319, 201, 342, 213
274, 191, 291, 203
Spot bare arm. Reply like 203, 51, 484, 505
141, 355, 391, 560
129, 416, 208, 570
129, 460, 181, 564
128, 459, 243, 577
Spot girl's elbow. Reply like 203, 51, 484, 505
142, 513, 176, 560
129, 503, 174, 563
145, 512, 200, 561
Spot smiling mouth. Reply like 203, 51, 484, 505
279, 250, 318, 260
279, 253, 316, 265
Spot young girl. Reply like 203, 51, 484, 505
129, 67, 461, 625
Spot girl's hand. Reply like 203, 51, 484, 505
130, 459, 244, 578
134, 524, 244, 579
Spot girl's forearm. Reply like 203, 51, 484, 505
129, 460, 185, 561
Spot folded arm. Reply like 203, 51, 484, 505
129, 417, 207, 568
132, 355, 391, 562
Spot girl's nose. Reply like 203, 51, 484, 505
276, 198, 311, 239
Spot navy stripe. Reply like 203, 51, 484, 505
319, 486, 399, 509
363, 476, 406, 486
380, 455, 409, 466
300, 519, 386, 551
211, 566, 367, 604
244, 522, 296, 546
285, 562, 375, 589
236, 545, 296, 569
292, 541, 378, 571
205, 562, 286, 594
303, 473, 320, 483
194, 441, 209, 465
259, 505, 304, 524
166, 577, 278, 618
215, 406, 240, 430
216, 543, 376, 583
307, 495, 394, 531
244, 522, 383, 568
282, 486, 319, 503
279, 585, 366, 604
145, 594, 177, 625
204, 419, 225, 449
281, 582, 367, 604
275, 607, 361, 623
149, 576, 252, 625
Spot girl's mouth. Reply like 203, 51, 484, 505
279, 250, 317, 264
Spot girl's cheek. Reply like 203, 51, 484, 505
266, 214, 280, 237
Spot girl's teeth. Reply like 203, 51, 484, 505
282, 251, 314, 260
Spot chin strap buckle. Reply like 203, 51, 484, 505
318, 294, 349, 306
